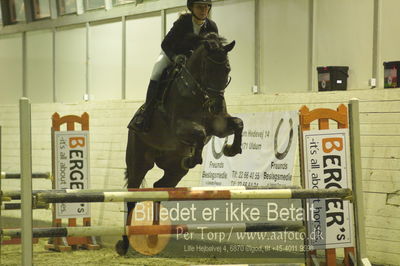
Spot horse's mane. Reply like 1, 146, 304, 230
183, 32, 227, 53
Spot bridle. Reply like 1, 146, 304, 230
175, 45, 231, 99
200, 53, 232, 95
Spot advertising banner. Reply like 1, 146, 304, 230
54, 131, 90, 218
303, 129, 354, 249
202, 111, 299, 187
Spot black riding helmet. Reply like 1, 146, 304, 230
187, 0, 212, 9
187, 0, 212, 20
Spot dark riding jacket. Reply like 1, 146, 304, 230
161, 13, 219, 60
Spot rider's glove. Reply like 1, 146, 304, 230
173, 54, 187, 65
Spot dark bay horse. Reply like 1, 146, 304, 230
116, 32, 244, 255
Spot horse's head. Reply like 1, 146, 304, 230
184, 32, 235, 113
186, 32, 235, 95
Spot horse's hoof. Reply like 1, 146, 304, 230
181, 158, 189, 170
115, 240, 129, 256
181, 157, 196, 170
223, 145, 242, 157
223, 144, 241, 157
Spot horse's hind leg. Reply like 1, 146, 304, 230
138, 157, 188, 248
115, 129, 154, 256
152, 158, 188, 224
152, 163, 188, 225
154, 160, 189, 188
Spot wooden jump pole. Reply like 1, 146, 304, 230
2, 185, 302, 200
0, 172, 51, 179
1, 222, 305, 238
34, 188, 352, 204
1, 202, 49, 210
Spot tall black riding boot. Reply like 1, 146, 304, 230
135, 80, 159, 132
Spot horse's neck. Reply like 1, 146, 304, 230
165, 83, 203, 112
162, 70, 204, 125
186, 57, 202, 78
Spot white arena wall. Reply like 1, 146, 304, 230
2, 0, 400, 104
0, 88, 399, 264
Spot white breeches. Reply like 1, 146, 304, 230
150, 50, 172, 81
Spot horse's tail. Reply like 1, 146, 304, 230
124, 168, 147, 188
124, 168, 128, 188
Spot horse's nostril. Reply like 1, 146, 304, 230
210, 105, 216, 114
212, 117, 227, 132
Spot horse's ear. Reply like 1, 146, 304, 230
223, 41, 236, 53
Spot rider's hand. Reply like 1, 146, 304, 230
173, 54, 186, 65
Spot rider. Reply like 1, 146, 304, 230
133, 0, 218, 131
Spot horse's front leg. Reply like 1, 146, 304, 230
175, 119, 206, 169
223, 116, 244, 157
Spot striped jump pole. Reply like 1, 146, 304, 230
1, 221, 305, 239
1, 202, 49, 210
191, 264, 305, 266
1, 172, 51, 179
34, 188, 352, 204
2, 185, 302, 200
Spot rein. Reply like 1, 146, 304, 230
164, 40, 231, 115
176, 52, 230, 97
178, 55, 229, 114
201, 54, 231, 94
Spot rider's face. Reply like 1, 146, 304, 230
192, 4, 210, 21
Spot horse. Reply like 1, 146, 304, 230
115, 32, 244, 255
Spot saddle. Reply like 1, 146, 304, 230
128, 60, 184, 131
